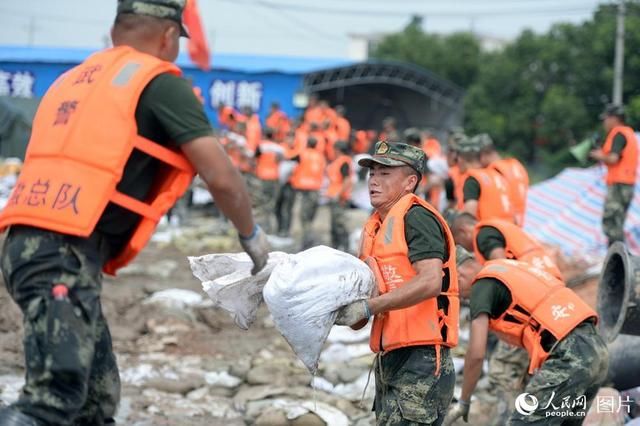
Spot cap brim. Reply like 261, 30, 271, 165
180, 24, 190, 38
357, 156, 407, 169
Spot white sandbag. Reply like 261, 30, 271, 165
263, 246, 374, 373
189, 251, 288, 330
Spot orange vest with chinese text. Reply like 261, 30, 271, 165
0, 46, 195, 275
475, 260, 596, 374
255, 140, 283, 181
360, 194, 459, 354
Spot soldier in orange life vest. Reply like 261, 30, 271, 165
325, 141, 354, 251
456, 136, 515, 222
335, 141, 459, 425
589, 104, 638, 246
265, 102, 290, 143
289, 137, 326, 249
444, 247, 608, 426
450, 213, 562, 279
254, 128, 285, 233
0, 2, 270, 425
444, 129, 465, 212
450, 213, 562, 423
476, 133, 530, 226
334, 105, 351, 141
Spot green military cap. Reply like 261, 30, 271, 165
456, 244, 475, 268
447, 131, 467, 152
473, 133, 494, 150
358, 141, 426, 176
117, 0, 189, 37
456, 135, 482, 154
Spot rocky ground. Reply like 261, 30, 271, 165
0, 201, 622, 425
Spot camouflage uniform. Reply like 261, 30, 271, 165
329, 200, 349, 251
488, 341, 530, 425
298, 189, 319, 249
507, 322, 609, 425
275, 182, 295, 237
1, 226, 120, 425
254, 179, 279, 234
602, 183, 635, 246
374, 346, 455, 426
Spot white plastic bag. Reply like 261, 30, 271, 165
189, 251, 288, 329
263, 246, 374, 373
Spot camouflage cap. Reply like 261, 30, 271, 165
117, 0, 189, 37
456, 244, 475, 268
447, 131, 467, 152
358, 141, 426, 175
456, 135, 482, 154
473, 133, 494, 150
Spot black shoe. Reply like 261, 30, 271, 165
0, 408, 44, 426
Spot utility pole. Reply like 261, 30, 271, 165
613, 0, 626, 106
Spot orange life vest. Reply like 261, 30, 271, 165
490, 158, 529, 226
353, 130, 371, 154
462, 168, 515, 222
602, 125, 638, 185
324, 128, 339, 161
449, 165, 464, 210
473, 219, 562, 280
326, 154, 353, 201
266, 110, 290, 142
359, 194, 459, 356
290, 148, 326, 191
422, 138, 442, 159
245, 114, 262, 152
475, 260, 597, 374
0, 46, 195, 275
335, 116, 351, 141
255, 140, 283, 181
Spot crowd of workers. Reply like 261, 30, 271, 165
0, 0, 638, 425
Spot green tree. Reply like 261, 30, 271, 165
371, 17, 481, 88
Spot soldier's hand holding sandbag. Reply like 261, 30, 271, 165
239, 224, 270, 275
334, 300, 370, 326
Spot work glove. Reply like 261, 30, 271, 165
443, 400, 470, 426
335, 300, 370, 326
239, 225, 270, 275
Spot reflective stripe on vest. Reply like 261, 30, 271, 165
475, 259, 597, 374
602, 125, 638, 185
0, 46, 195, 275
359, 193, 460, 353
473, 219, 563, 280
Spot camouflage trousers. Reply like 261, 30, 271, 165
488, 340, 530, 425
0, 226, 120, 426
329, 200, 349, 252
374, 346, 455, 425
254, 179, 279, 234
275, 182, 295, 236
507, 322, 609, 425
297, 190, 319, 249
602, 183, 634, 246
